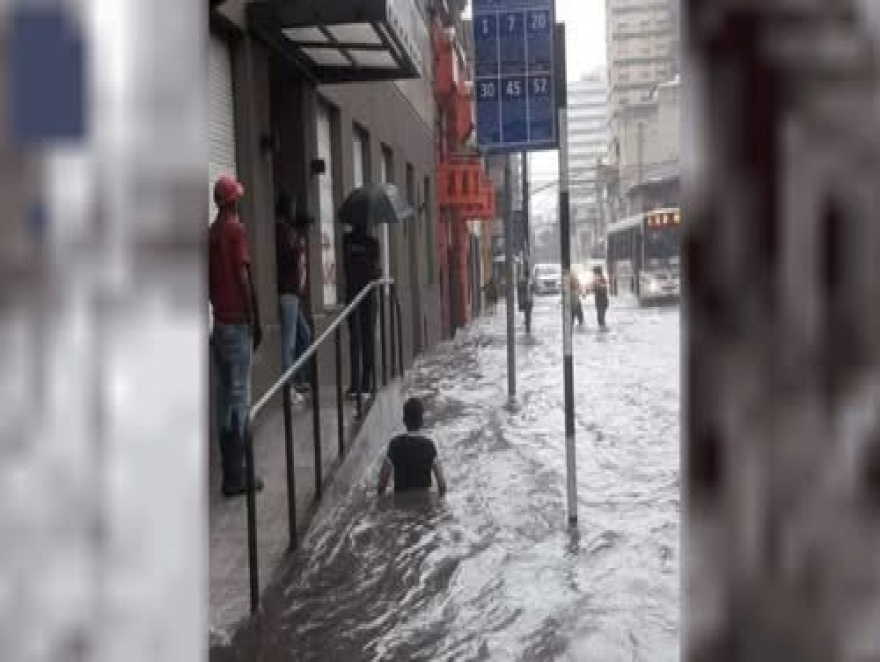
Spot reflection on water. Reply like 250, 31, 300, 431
233, 301, 680, 662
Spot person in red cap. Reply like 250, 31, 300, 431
209, 175, 264, 497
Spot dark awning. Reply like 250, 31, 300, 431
247, 0, 430, 84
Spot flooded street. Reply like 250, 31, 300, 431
239, 297, 680, 661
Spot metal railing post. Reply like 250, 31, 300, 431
239, 279, 394, 613
393, 284, 404, 374
282, 384, 297, 549
379, 284, 388, 387
242, 416, 260, 614
370, 288, 378, 396
354, 300, 363, 419
310, 343, 323, 499
335, 327, 344, 458
389, 285, 397, 379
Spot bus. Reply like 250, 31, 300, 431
606, 207, 681, 305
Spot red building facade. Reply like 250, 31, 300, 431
432, 14, 495, 334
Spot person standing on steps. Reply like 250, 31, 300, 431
342, 222, 381, 399
209, 175, 264, 497
377, 397, 447, 496
275, 191, 312, 403
591, 265, 609, 331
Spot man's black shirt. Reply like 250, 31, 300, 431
386, 434, 437, 492
342, 232, 380, 301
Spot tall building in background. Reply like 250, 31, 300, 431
605, 0, 677, 122
602, 0, 680, 220
567, 73, 608, 259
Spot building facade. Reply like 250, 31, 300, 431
567, 74, 609, 259
436, 15, 496, 334
208, 0, 476, 407
603, 0, 680, 221
605, 0, 677, 121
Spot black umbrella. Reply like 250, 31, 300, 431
338, 183, 415, 228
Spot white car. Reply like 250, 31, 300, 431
533, 264, 562, 296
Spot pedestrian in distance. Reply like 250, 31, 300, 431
570, 271, 585, 328
342, 221, 381, 399
275, 190, 312, 404
483, 278, 498, 315
378, 397, 448, 496
209, 175, 264, 497
591, 265, 609, 331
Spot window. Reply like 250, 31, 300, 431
317, 101, 339, 307
379, 146, 393, 277
353, 125, 369, 188
424, 177, 434, 284
405, 163, 415, 237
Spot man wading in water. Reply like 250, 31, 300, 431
377, 398, 447, 496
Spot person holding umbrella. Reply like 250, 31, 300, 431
341, 203, 381, 399
339, 184, 413, 398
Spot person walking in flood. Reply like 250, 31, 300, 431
483, 278, 498, 315
570, 271, 585, 328
342, 222, 381, 398
591, 265, 609, 331
377, 397, 447, 496
209, 175, 264, 497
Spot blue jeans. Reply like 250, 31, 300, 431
280, 294, 312, 383
211, 323, 252, 486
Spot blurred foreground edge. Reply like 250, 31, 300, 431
684, 2, 880, 660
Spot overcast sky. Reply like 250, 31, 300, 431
533, 0, 607, 212
465, 0, 608, 213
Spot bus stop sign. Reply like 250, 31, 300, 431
472, 0, 557, 154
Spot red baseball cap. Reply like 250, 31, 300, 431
214, 176, 244, 206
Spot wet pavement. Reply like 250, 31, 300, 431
226, 296, 680, 661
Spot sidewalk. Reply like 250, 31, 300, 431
209, 391, 361, 636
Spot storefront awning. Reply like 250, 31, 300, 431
248, 0, 430, 84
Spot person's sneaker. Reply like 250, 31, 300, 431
223, 477, 265, 498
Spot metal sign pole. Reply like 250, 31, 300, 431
472, 0, 555, 403
504, 157, 517, 400
522, 151, 531, 333
556, 25, 577, 526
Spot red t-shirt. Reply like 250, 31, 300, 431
209, 212, 251, 324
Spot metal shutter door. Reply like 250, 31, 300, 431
208, 34, 237, 225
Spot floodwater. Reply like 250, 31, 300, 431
234, 297, 680, 661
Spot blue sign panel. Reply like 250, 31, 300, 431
473, 0, 556, 153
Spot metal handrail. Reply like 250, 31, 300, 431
250, 277, 395, 423
239, 277, 403, 615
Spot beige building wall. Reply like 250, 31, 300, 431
616, 78, 679, 202
606, 0, 676, 122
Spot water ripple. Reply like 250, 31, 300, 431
239, 301, 680, 661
